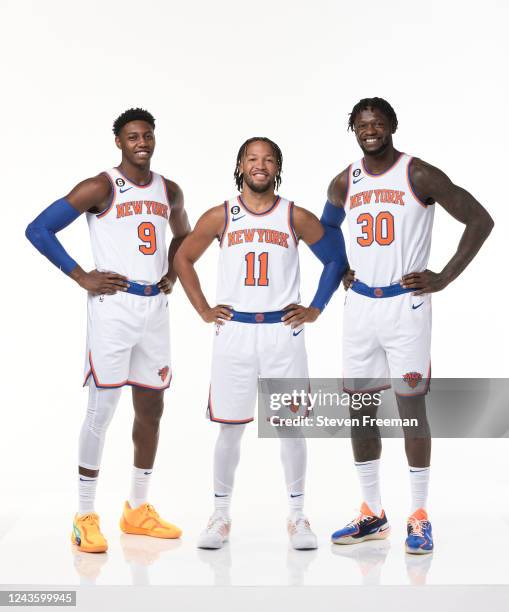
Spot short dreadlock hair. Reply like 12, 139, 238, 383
234, 137, 283, 192
347, 98, 398, 133
112, 108, 155, 136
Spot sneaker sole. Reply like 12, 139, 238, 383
197, 537, 228, 550
332, 527, 391, 545
71, 533, 107, 554
119, 516, 181, 539
405, 543, 433, 555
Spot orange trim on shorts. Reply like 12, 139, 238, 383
207, 385, 254, 424
83, 351, 172, 390
96, 172, 116, 219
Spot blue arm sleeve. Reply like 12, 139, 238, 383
25, 198, 81, 274
308, 204, 348, 312
320, 200, 346, 229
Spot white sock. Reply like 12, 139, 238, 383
409, 466, 430, 513
129, 466, 153, 508
280, 437, 307, 517
355, 459, 382, 516
213, 424, 246, 518
78, 475, 98, 515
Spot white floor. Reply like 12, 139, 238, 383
1, 502, 508, 587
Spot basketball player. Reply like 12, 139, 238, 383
174, 137, 347, 550
26, 108, 190, 553
324, 98, 493, 553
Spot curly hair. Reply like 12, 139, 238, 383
234, 137, 283, 191
113, 108, 155, 136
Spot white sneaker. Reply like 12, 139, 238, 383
197, 514, 231, 550
287, 514, 318, 550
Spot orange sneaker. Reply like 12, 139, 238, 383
119, 502, 182, 539
71, 513, 108, 553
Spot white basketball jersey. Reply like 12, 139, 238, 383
216, 196, 300, 311
87, 168, 170, 284
345, 153, 434, 286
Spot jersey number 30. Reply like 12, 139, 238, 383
357, 212, 394, 247
245, 251, 269, 286
138, 222, 157, 255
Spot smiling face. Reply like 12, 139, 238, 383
238, 140, 279, 194
353, 107, 394, 156
115, 120, 155, 167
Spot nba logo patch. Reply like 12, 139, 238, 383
403, 372, 423, 389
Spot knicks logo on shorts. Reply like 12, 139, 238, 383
158, 366, 170, 382
403, 371, 423, 389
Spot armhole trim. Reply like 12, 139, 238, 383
406, 157, 432, 209
219, 201, 229, 247
342, 164, 351, 207
288, 201, 298, 246
96, 172, 115, 219
161, 175, 171, 207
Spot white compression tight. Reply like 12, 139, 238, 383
78, 381, 122, 471
213, 423, 307, 516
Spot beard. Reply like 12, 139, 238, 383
360, 139, 390, 157
243, 174, 274, 193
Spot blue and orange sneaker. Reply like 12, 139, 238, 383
331, 502, 391, 545
405, 508, 433, 554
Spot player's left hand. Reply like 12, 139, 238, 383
282, 304, 320, 328
400, 269, 447, 295
157, 274, 174, 294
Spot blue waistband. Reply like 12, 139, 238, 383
351, 280, 413, 299
126, 281, 161, 296
231, 310, 285, 323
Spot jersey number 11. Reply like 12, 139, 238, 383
244, 251, 269, 286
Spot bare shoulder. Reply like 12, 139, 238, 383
164, 178, 184, 208
65, 173, 112, 214
196, 203, 227, 236
292, 204, 319, 225
327, 166, 350, 207
408, 157, 452, 203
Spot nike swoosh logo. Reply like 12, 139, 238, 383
290, 493, 303, 498
79, 478, 95, 482
144, 471, 152, 475
353, 177, 364, 184
231, 215, 246, 222
412, 302, 424, 310
119, 186, 133, 193
292, 329, 303, 336
214, 494, 229, 498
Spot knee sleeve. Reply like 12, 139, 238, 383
280, 437, 307, 493
213, 423, 246, 494
78, 382, 122, 470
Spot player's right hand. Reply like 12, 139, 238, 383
201, 305, 233, 324
77, 269, 130, 295
342, 268, 356, 290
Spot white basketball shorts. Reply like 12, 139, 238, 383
343, 290, 431, 396
208, 320, 309, 424
83, 291, 171, 390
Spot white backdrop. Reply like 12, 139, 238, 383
1, 0, 508, 572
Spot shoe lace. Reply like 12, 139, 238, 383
293, 517, 311, 534
207, 516, 229, 534
408, 516, 426, 537
349, 512, 372, 526
144, 504, 159, 518
79, 514, 99, 526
